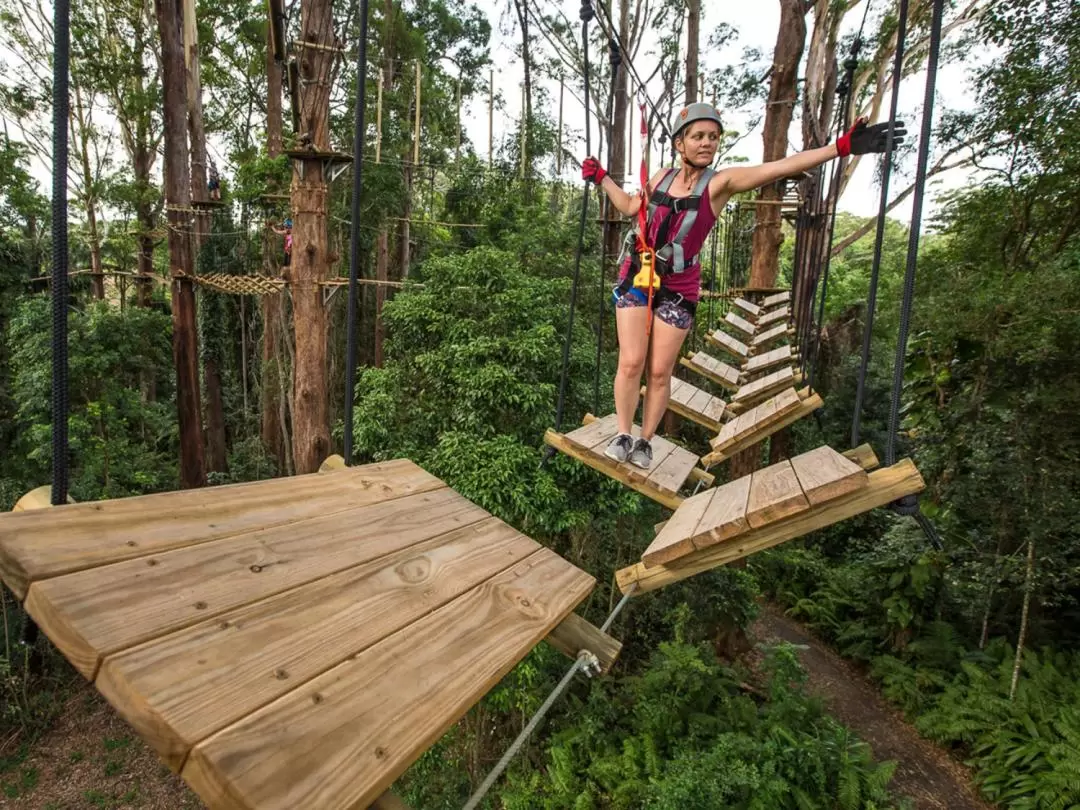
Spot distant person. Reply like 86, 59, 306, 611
207, 159, 221, 201
581, 104, 905, 469
270, 218, 293, 266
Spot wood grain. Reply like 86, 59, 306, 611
733, 298, 761, 318
751, 324, 791, 348
758, 306, 791, 327
725, 311, 757, 337
691, 475, 752, 550
763, 291, 791, 308
743, 345, 794, 375
746, 461, 811, 528
181, 548, 594, 810
1, 461, 442, 600
545, 612, 623, 674
26, 487, 489, 678
790, 446, 869, 505
642, 487, 714, 568
95, 517, 536, 770
707, 330, 749, 359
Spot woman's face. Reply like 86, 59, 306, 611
676, 121, 721, 167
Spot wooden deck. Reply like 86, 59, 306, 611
680, 351, 741, 391
629, 449, 925, 585
642, 378, 728, 432
0, 462, 599, 810
544, 415, 712, 510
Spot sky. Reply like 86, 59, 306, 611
459, 0, 985, 222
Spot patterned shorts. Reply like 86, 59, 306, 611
613, 288, 695, 330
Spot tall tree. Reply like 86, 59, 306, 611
155, 0, 207, 488
685, 0, 700, 104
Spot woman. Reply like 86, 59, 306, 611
582, 103, 904, 469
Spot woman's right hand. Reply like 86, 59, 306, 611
581, 156, 608, 185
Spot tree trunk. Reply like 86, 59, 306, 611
748, 0, 806, 289
1010, 535, 1036, 700
512, 0, 533, 175
155, 0, 206, 489
685, 0, 700, 105
603, 0, 630, 264
289, 0, 334, 474
401, 165, 412, 278
72, 86, 104, 300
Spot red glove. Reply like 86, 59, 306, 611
581, 156, 608, 185
837, 117, 907, 157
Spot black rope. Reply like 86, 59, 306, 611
51, 0, 70, 506
887, 0, 944, 468
546, 0, 594, 459
852, 0, 910, 449
342, 0, 371, 467
594, 37, 620, 414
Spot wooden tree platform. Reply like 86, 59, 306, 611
543, 415, 713, 510
641, 378, 727, 432
0, 462, 611, 810
679, 351, 741, 392
729, 366, 804, 413
622, 449, 925, 591
702, 387, 823, 468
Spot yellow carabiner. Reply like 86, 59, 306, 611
632, 250, 660, 290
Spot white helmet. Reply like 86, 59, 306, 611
672, 102, 724, 141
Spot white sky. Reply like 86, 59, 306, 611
461, 0, 984, 221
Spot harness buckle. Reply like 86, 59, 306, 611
632, 249, 660, 290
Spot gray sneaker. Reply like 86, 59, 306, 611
629, 437, 653, 469
604, 433, 634, 463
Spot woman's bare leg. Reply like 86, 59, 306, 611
641, 317, 692, 439
614, 305, 650, 435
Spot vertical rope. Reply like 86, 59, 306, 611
550, 0, 593, 440
887, 0, 945, 467
852, 0, 909, 449
51, 0, 70, 506
594, 39, 620, 414
343, 0, 371, 466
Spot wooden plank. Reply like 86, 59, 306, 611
181, 548, 594, 810
751, 324, 791, 348
667, 377, 691, 405
724, 311, 757, 337
616, 459, 926, 595
711, 388, 799, 451
789, 446, 868, 505
545, 612, 623, 675
563, 413, 621, 451
0, 461, 443, 600
642, 487, 714, 568
629, 429, 679, 484
763, 291, 791, 308
758, 307, 791, 328
686, 466, 715, 488
543, 430, 684, 510
95, 516, 538, 769
706, 330, 749, 359
645, 444, 700, 495
844, 443, 880, 471
26, 486, 489, 679
681, 353, 739, 391
746, 461, 811, 528
701, 396, 727, 427
743, 345, 794, 375
371, 792, 413, 810
685, 386, 714, 416
732, 298, 761, 318
702, 392, 823, 468
691, 475, 752, 550
732, 367, 796, 406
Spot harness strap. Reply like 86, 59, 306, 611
657, 168, 715, 273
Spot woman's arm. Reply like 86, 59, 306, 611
713, 144, 837, 198
583, 157, 666, 217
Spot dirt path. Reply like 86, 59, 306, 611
752, 604, 996, 810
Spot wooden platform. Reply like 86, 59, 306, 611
543, 415, 712, 510
679, 351, 741, 392
758, 306, 791, 328
626, 451, 925, 589
642, 378, 727, 432
706, 329, 750, 361
751, 324, 795, 350
742, 345, 796, 377
763, 291, 791, 308
0, 462, 599, 809
702, 387, 823, 468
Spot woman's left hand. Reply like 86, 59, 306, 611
837, 118, 907, 157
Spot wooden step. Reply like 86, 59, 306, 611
642, 378, 727, 432
706, 330, 749, 360
732, 298, 761, 319
763, 290, 791, 308
546, 415, 710, 510
703, 388, 823, 467
639, 445, 887, 571
730, 367, 801, 411
724, 311, 758, 338
680, 352, 741, 392
742, 345, 795, 376
751, 324, 794, 349
758, 306, 791, 328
